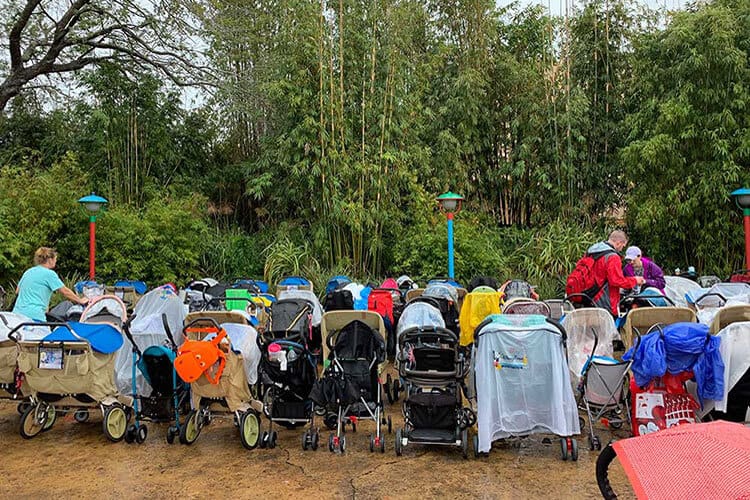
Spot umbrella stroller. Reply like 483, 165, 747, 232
472, 314, 580, 459
10, 295, 132, 442
258, 296, 320, 450
118, 286, 190, 444
312, 311, 388, 453
395, 325, 473, 457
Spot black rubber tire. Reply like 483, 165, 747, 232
268, 430, 277, 449
166, 426, 177, 444
328, 433, 335, 453
387, 416, 392, 434
560, 438, 569, 461
41, 405, 56, 431
302, 430, 309, 451
311, 431, 319, 451
395, 428, 403, 456
340, 435, 346, 454
596, 444, 619, 500
380, 434, 385, 453
74, 409, 89, 423
136, 425, 148, 444
571, 438, 579, 461
461, 428, 469, 459
393, 379, 401, 402
125, 424, 136, 444
369, 434, 375, 453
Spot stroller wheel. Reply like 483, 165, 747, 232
74, 409, 89, 423
461, 428, 469, 459
136, 425, 148, 444
179, 410, 201, 445
392, 379, 401, 402
609, 420, 623, 430
302, 430, 310, 451
268, 430, 278, 449
125, 424, 136, 444
571, 438, 579, 461
17, 402, 31, 415
369, 434, 375, 453
328, 433, 335, 453
103, 406, 128, 442
166, 426, 178, 444
380, 435, 386, 453
239, 411, 261, 450
590, 435, 602, 451
311, 430, 319, 451
324, 413, 337, 430
472, 434, 480, 458
395, 428, 403, 457
41, 405, 56, 432
19, 404, 45, 439
340, 435, 346, 453
384, 374, 394, 404
387, 416, 392, 434
260, 430, 269, 449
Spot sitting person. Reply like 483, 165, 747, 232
623, 246, 666, 294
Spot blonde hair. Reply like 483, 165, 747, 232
34, 247, 57, 265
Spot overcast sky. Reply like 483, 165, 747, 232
505, 0, 686, 16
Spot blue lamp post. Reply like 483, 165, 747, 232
437, 192, 464, 279
77, 193, 108, 279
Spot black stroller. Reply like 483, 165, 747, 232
395, 326, 474, 457
258, 297, 320, 449
312, 313, 388, 453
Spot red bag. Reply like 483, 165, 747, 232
630, 372, 699, 436
368, 289, 394, 325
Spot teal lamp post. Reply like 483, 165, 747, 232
78, 193, 108, 279
731, 187, 750, 272
437, 192, 464, 279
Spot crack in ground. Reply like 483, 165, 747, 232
283, 448, 311, 478
349, 451, 427, 499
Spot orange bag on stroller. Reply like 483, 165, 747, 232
175, 327, 227, 384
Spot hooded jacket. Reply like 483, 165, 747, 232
587, 241, 638, 316
623, 256, 666, 292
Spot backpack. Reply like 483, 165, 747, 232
175, 328, 227, 384
566, 249, 615, 303
323, 289, 354, 311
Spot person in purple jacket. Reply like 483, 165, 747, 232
623, 246, 666, 293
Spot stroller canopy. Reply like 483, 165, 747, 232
332, 320, 386, 363
474, 314, 579, 453
44, 322, 123, 354
664, 276, 702, 308
562, 308, 618, 384
81, 295, 128, 325
279, 276, 311, 287
326, 275, 352, 294
397, 302, 445, 337
423, 283, 459, 304
113, 280, 148, 295
277, 289, 323, 326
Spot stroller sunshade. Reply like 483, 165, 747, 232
44, 322, 123, 353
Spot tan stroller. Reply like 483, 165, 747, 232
10, 295, 132, 441
177, 308, 263, 449
0, 313, 44, 417
621, 306, 697, 349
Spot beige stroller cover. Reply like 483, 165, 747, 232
710, 305, 750, 335
621, 307, 696, 349
321, 310, 386, 372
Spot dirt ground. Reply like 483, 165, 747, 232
0, 388, 636, 500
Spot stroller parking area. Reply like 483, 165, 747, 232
0, 367, 635, 499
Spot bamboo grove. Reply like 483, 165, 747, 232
1, 0, 749, 293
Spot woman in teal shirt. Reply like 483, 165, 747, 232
13, 247, 88, 321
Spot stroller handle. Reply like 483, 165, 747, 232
398, 326, 458, 347
183, 316, 222, 334
161, 313, 178, 349
6, 321, 69, 343
693, 292, 727, 307
121, 316, 143, 357
565, 293, 597, 307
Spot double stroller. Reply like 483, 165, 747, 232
117, 286, 190, 444
311, 310, 389, 453
10, 295, 132, 441
395, 323, 473, 457
175, 305, 262, 449
258, 296, 320, 450
472, 314, 580, 459
0, 313, 47, 417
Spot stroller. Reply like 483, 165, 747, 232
258, 296, 320, 450
0, 314, 49, 418
502, 298, 552, 316
686, 282, 750, 325
472, 314, 580, 459
312, 310, 388, 453
458, 287, 502, 347
409, 284, 460, 337
395, 324, 473, 457
623, 322, 723, 436
368, 288, 396, 356
276, 276, 314, 295
176, 305, 263, 449
10, 295, 132, 441
621, 306, 697, 350
276, 288, 324, 351
664, 275, 702, 308
117, 286, 190, 444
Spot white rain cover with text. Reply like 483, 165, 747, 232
562, 308, 617, 385
277, 289, 323, 326
114, 287, 187, 395
664, 276, 702, 308
221, 323, 261, 386
0, 312, 50, 341
474, 315, 579, 453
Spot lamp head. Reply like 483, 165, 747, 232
731, 187, 750, 210
437, 192, 464, 214
78, 193, 108, 213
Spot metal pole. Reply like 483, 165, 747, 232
744, 209, 750, 271
89, 215, 96, 279
447, 212, 455, 279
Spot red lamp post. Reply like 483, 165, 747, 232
78, 193, 108, 279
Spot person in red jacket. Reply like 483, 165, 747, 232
586, 230, 645, 316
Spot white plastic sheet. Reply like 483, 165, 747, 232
221, 323, 261, 386
474, 315, 579, 453
664, 276, 702, 308
0, 312, 50, 341
277, 289, 324, 326
423, 283, 458, 304
563, 308, 617, 385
